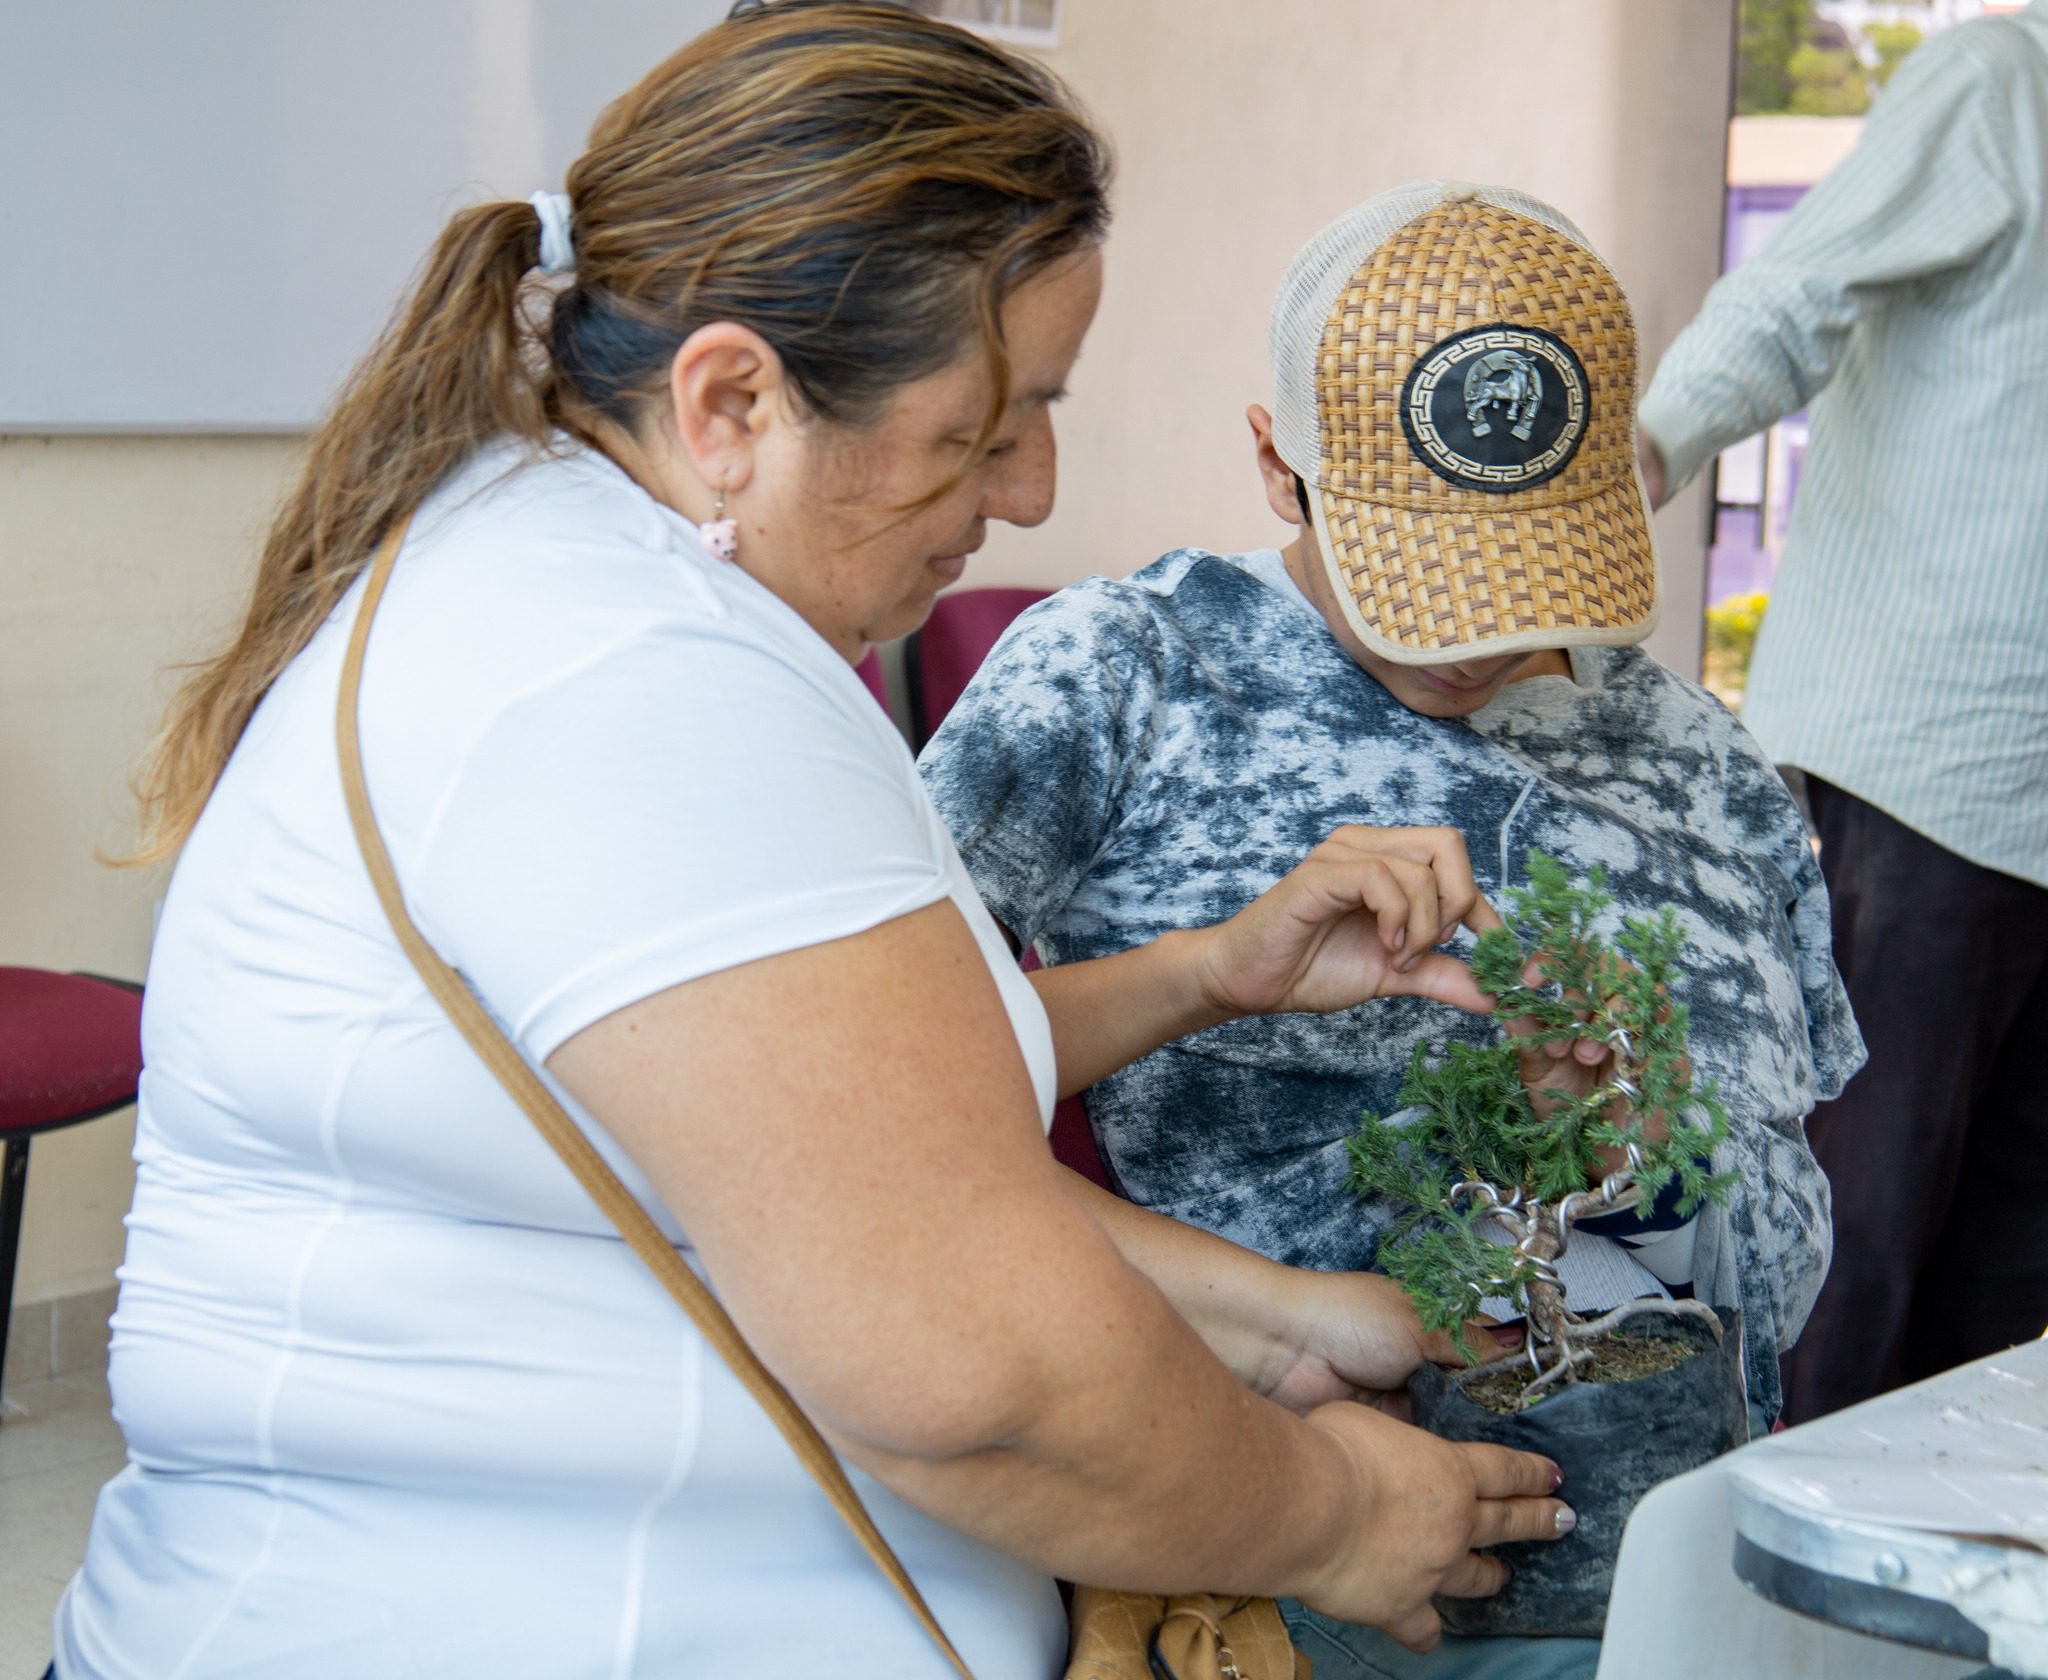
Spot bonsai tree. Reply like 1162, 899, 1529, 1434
1346, 851, 1736, 1408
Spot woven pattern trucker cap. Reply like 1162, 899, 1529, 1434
1269, 181, 1659, 666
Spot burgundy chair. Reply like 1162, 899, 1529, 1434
901, 588, 1112, 1190
905, 586, 1050, 749
1048, 1078, 1111, 1191
854, 648, 889, 713
0, 968, 144, 1401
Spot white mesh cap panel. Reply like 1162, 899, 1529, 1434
1267, 181, 1595, 482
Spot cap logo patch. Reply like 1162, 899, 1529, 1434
1400, 323, 1588, 492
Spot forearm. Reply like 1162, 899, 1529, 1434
1057, 1165, 1308, 1391
1640, 281, 1848, 493
549, 900, 1540, 1631
1031, 928, 1230, 1098
832, 1249, 1356, 1599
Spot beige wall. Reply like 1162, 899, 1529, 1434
0, 0, 1734, 1308
983, 0, 1735, 677
2, 436, 300, 1303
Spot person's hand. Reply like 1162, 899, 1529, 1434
1506, 1008, 1617, 1125
1298, 1402, 1571, 1651
1637, 434, 1669, 510
1191, 826, 1504, 1020
1500, 962, 1674, 1179
1248, 1268, 1526, 1419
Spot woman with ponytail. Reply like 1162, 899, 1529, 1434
58, 5, 1566, 1676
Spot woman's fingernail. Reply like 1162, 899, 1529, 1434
1549, 1465, 1566, 1492
1390, 927, 1407, 952
1554, 1505, 1577, 1536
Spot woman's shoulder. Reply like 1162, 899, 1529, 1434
313, 441, 899, 869
394, 440, 855, 707
414, 441, 717, 609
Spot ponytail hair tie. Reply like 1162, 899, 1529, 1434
528, 191, 575, 276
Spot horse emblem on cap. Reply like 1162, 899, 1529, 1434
1400, 323, 1588, 493
1463, 348, 1541, 442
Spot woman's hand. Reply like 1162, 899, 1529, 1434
1192, 826, 1504, 1020
1299, 1404, 1570, 1651
1246, 1267, 1526, 1418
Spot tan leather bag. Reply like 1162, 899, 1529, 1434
1066, 1588, 1310, 1680
336, 516, 1309, 1680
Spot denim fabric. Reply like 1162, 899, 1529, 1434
1278, 1603, 1598, 1680
1279, 1607, 2021, 1680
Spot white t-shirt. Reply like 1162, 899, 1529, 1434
55, 442, 1066, 1679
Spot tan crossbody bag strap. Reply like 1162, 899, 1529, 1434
334, 515, 976, 1680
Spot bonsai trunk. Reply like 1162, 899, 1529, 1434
1521, 1202, 1570, 1360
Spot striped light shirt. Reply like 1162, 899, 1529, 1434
1640, 1, 2048, 889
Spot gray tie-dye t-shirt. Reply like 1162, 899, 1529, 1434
919, 548, 1863, 1415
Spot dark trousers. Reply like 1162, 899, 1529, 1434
1782, 778, 2048, 1423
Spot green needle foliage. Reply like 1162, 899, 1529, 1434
1346, 852, 1735, 1358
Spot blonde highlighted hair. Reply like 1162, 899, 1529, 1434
126, 0, 1109, 865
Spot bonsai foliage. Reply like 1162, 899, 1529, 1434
1346, 852, 1736, 1403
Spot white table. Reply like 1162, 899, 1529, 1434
1597, 1338, 2048, 1679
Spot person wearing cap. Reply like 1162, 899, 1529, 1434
1637, 3, 2048, 1427
921, 181, 1861, 1679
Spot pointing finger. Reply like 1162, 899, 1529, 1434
1383, 951, 1493, 1015
1461, 894, 1505, 939
1470, 1495, 1577, 1550
1456, 1441, 1564, 1501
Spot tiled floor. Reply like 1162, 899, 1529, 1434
0, 1373, 122, 1677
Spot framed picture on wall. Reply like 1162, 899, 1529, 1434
911, 0, 1059, 47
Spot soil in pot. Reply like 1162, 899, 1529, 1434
1460, 1329, 1697, 1415
1407, 1308, 1748, 1640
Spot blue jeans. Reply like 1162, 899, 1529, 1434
1279, 1603, 1598, 1680
1278, 1607, 2023, 1680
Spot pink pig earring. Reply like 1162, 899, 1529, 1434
698, 487, 738, 563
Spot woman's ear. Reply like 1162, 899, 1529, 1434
1246, 404, 1309, 528
666, 323, 787, 497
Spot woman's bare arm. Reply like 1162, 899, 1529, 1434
549, 898, 1565, 1650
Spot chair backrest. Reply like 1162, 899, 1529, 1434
1049, 1093, 1111, 1190
906, 586, 1049, 748
853, 648, 890, 714
0, 968, 144, 1136
902, 589, 1115, 1186
1010, 948, 1112, 1190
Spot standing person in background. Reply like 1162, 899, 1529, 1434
1637, 1, 2048, 1423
